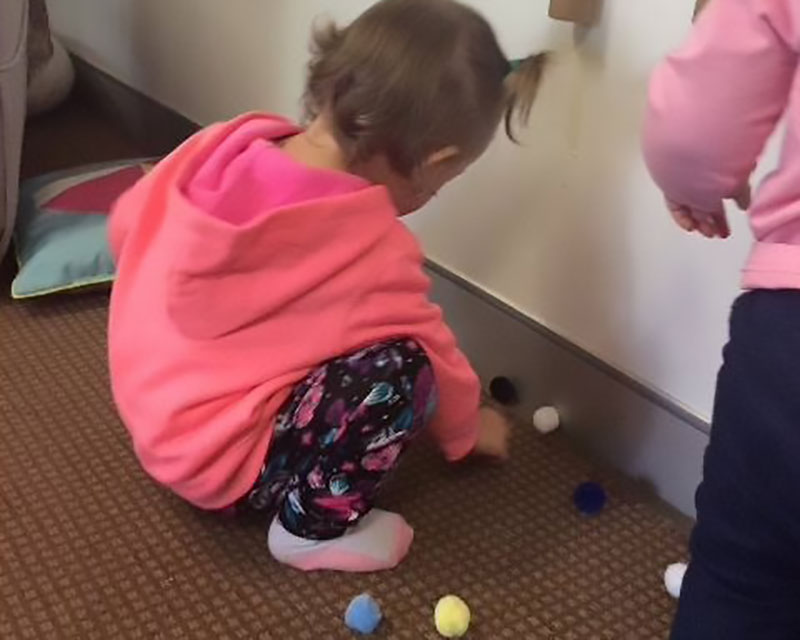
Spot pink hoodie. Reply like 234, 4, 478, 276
108, 113, 480, 510
644, 0, 800, 289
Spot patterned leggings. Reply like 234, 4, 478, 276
240, 339, 436, 540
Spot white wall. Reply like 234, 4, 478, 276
50, 0, 774, 421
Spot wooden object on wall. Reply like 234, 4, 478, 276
548, 0, 600, 25
694, 0, 710, 19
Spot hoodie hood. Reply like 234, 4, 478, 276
162, 114, 393, 340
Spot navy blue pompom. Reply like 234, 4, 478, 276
573, 482, 607, 516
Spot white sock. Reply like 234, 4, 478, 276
267, 509, 414, 572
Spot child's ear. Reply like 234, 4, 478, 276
425, 146, 460, 167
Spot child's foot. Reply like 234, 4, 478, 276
267, 509, 414, 572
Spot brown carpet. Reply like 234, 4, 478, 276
0, 97, 688, 639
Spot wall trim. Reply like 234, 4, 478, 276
425, 260, 711, 436
426, 266, 707, 517
71, 57, 199, 156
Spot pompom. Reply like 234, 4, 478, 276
532, 406, 560, 434
573, 482, 607, 516
664, 563, 688, 599
489, 376, 519, 406
434, 595, 471, 638
345, 593, 383, 635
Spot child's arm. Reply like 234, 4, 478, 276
348, 255, 494, 461
643, 0, 799, 219
404, 301, 483, 461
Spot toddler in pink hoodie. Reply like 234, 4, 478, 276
109, 0, 546, 573
644, 0, 800, 636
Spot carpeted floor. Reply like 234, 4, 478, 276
0, 97, 688, 639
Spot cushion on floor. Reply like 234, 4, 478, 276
11, 158, 153, 299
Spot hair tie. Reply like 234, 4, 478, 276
506, 58, 524, 77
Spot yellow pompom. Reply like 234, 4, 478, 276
434, 595, 471, 638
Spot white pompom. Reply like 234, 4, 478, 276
664, 562, 687, 599
532, 406, 560, 434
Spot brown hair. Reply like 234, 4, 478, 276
304, 0, 547, 176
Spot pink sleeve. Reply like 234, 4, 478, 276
346, 244, 481, 462
416, 303, 481, 461
643, 0, 800, 211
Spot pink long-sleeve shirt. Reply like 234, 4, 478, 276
644, 0, 800, 289
108, 113, 480, 510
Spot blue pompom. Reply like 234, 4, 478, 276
345, 593, 383, 635
573, 482, 607, 516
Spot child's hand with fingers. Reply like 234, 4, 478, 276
665, 184, 751, 239
472, 406, 511, 461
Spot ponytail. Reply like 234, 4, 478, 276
504, 52, 549, 141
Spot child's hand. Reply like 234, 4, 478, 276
473, 406, 511, 461
665, 184, 750, 240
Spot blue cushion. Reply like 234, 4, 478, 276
11, 159, 152, 299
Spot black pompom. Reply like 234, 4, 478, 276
489, 376, 519, 406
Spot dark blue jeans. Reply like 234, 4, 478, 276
671, 291, 800, 639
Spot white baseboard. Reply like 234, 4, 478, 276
427, 261, 707, 518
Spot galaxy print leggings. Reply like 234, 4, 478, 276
240, 339, 437, 540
